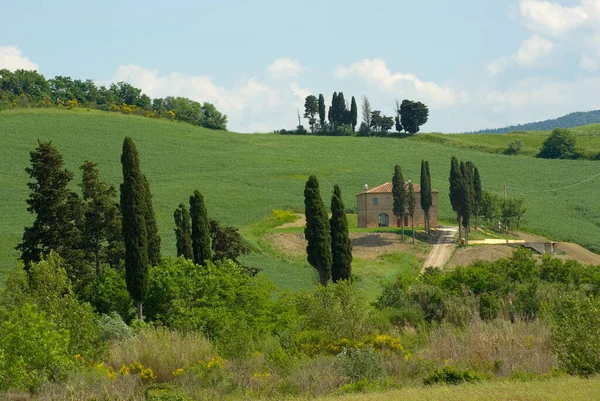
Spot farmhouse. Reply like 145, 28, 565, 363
356, 182, 439, 228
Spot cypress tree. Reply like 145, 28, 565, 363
304, 175, 332, 285
17, 140, 82, 268
407, 181, 416, 245
330, 185, 352, 282
473, 166, 482, 229
336, 92, 347, 126
142, 174, 161, 265
190, 190, 212, 265
318, 94, 326, 130
449, 156, 465, 242
329, 92, 338, 129
174, 203, 193, 259
461, 161, 474, 244
350, 96, 358, 132
392, 165, 407, 241
420, 160, 433, 234
120, 137, 149, 320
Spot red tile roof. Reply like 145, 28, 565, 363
358, 181, 439, 195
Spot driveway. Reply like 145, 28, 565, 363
421, 226, 458, 272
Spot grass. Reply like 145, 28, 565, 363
312, 376, 600, 401
2, 108, 600, 290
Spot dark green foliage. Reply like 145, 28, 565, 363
424, 366, 481, 386
473, 166, 482, 228
329, 92, 338, 128
420, 160, 433, 233
350, 96, 358, 132
174, 203, 193, 259
537, 128, 578, 159
399, 100, 429, 134
370, 110, 394, 134
407, 181, 416, 244
190, 190, 212, 265
142, 175, 161, 266
318, 94, 326, 129
460, 162, 475, 242
17, 141, 82, 268
392, 165, 406, 240
209, 219, 250, 264
85, 267, 134, 322
449, 156, 465, 240
501, 196, 527, 232
303, 95, 319, 133
80, 161, 124, 276
304, 176, 332, 285
330, 185, 352, 282
120, 137, 149, 318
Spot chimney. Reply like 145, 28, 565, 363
364, 184, 369, 192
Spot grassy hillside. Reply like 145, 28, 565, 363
412, 124, 600, 156
2, 109, 600, 288
473, 109, 600, 134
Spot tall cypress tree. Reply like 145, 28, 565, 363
304, 175, 332, 285
420, 160, 433, 234
142, 175, 161, 266
473, 166, 482, 229
174, 203, 193, 259
336, 92, 347, 126
17, 141, 82, 268
461, 161, 474, 244
190, 190, 212, 265
449, 156, 465, 242
329, 92, 338, 129
330, 185, 352, 282
120, 137, 149, 320
392, 165, 407, 241
407, 181, 416, 245
318, 94, 326, 130
350, 96, 358, 132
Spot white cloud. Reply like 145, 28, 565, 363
579, 54, 599, 71
0, 46, 39, 71
334, 59, 463, 108
267, 58, 304, 79
486, 34, 554, 74
520, 0, 589, 37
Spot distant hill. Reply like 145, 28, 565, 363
472, 110, 600, 134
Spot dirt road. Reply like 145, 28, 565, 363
421, 226, 457, 272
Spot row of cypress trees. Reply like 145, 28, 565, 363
173, 191, 212, 265
449, 156, 482, 244
304, 176, 352, 285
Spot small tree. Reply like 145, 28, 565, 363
318, 94, 326, 131
392, 165, 407, 241
407, 181, 416, 245
420, 160, 433, 234
537, 128, 578, 159
190, 190, 212, 265
480, 191, 500, 228
330, 185, 352, 282
120, 137, 149, 320
501, 197, 526, 232
304, 95, 319, 133
174, 203, 193, 259
400, 100, 429, 134
209, 219, 250, 264
361, 96, 372, 132
350, 96, 358, 132
304, 175, 332, 285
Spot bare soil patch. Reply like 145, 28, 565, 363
446, 245, 515, 269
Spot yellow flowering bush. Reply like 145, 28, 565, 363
296, 331, 406, 357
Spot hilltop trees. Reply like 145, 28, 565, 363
330, 185, 352, 282
120, 137, 153, 320
360, 96, 372, 136
350, 96, 358, 132
304, 176, 332, 285
420, 160, 433, 234
174, 203, 193, 259
399, 100, 429, 135
190, 190, 212, 265
537, 128, 578, 159
17, 141, 82, 269
392, 165, 407, 241
318, 94, 326, 129
303, 95, 319, 133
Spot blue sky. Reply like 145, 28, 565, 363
2, 0, 600, 132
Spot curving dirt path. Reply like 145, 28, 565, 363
421, 226, 457, 272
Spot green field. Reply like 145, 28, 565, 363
2, 108, 600, 289
412, 124, 600, 157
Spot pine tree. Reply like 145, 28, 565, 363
420, 160, 433, 234
17, 140, 82, 269
304, 175, 332, 285
392, 165, 407, 241
350, 96, 358, 132
190, 190, 212, 265
174, 203, 193, 259
449, 156, 465, 242
473, 166, 482, 229
318, 94, 326, 130
142, 174, 161, 265
120, 137, 149, 320
407, 181, 416, 245
80, 161, 124, 276
330, 185, 352, 282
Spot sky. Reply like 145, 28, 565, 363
1, 0, 600, 133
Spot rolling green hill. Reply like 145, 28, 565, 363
412, 124, 600, 157
2, 108, 600, 289
473, 109, 600, 134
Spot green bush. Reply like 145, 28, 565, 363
97, 312, 133, 342
86, 267, 134, 322
537, 128, 579, 159
423, 366, 481, 386
504, 139, 523, 155
334, 347, 385, 383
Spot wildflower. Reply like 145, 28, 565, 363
173, 368, 184, 376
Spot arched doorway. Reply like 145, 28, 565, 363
378, 213, 389, 227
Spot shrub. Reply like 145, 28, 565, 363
537, 128, 578, 159
504, 139, 523, 155
86, 267, 134, 322
97, 312, 134, 342
334, 347, 385, 383
423, 366, 481, 386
